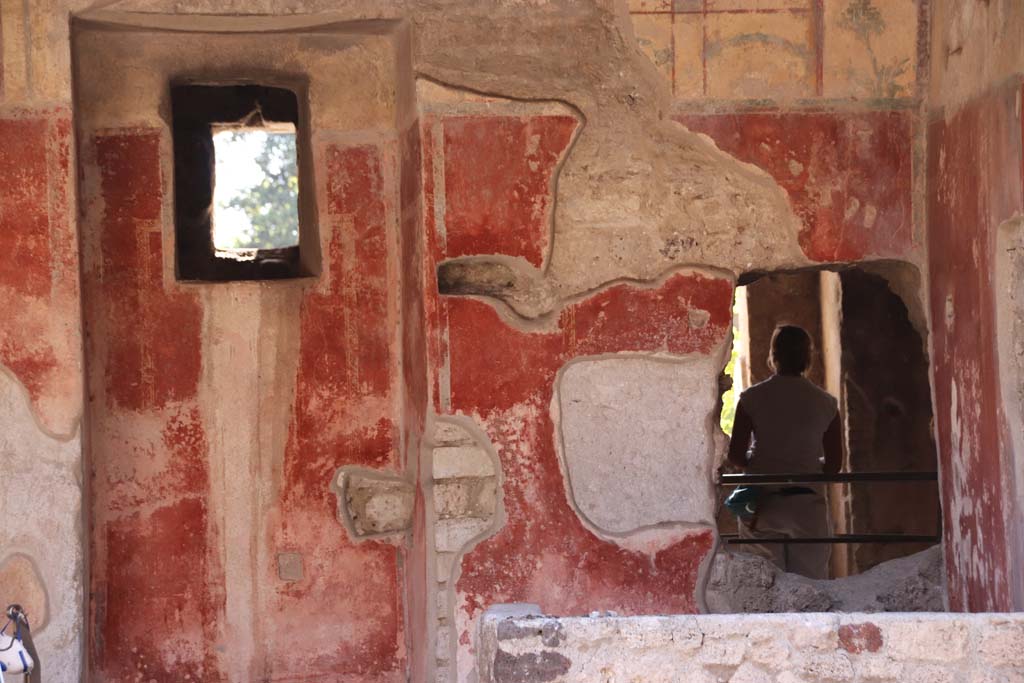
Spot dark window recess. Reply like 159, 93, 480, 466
172, 84, 311, 281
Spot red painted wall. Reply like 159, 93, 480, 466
83, 131, 409, 681
927, 80, 1024, 612
678, 110, 916, 263
446, 278, 723, 620
262, 141, 405, 681
401, 116, 431, 683
0, 107, 81, 436
442, 115, 577, 268
424, 114, 723, 660
84, 129, 220, 681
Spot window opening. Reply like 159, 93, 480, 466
212, 125, 299, 251
172, 83, 313, 281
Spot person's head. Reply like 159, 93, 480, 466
769, 325, 812, 376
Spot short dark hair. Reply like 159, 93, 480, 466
770, 325, 812, 375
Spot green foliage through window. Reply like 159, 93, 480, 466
213, 130, 299, 250
720, 292, 745, 436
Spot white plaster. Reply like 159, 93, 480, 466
0, 369, 82, 683
554, 355, 717, 534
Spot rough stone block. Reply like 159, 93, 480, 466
884, 620, 969, 663
433, 420, 475, 446
436, 624, 451, 660
437, 587, 450, 616
341, 472, 415, 536
854, 655, 904, 681
433, 445, 495, 480
435, 517, 491, 552
978, 622, 1024, 668
557, 356, 717, 533
436, 551, 457, 580
744, 633, 790, 671
434, 477, 498, 519
729, 662, 773, 683
697, 638, 747, 667
794, 652, 855, 681
670, 620, 704, 653
790, 617, 839, 652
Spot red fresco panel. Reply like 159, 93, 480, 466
87, 130, 221, 681
263, 142, 404, 682
446, 272, 728, 638
424, 113, 726, 642
0, 116, 55, 298
87, 134, 407, 682
677, 110, 915, 263
0, 109, 80, 434
95, 131, 201, 411
927, 83, 1023, 612
443, 115, 578, 268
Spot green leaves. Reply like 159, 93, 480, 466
219, 131, 299, 250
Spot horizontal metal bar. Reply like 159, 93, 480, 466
719, 472, 938, 485
723, 534, 940, 545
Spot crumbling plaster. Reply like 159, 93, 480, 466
0, 2, 1000, 683
79, 0, 812, 324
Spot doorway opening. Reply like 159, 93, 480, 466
716, 262, 940, 585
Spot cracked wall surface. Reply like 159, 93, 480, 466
2, 0, 1022, 681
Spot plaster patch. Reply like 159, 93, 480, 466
555, 354, 717, 534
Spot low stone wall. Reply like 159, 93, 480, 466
478, 606, 1024, 683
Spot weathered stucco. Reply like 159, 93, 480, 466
0, 370, 82, 682
0, 0, 1022, 681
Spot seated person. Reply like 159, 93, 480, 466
726, 325, 842, 579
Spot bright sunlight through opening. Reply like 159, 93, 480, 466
212, 127, 299, 251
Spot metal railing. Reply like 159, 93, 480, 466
718, 471, 940, 545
